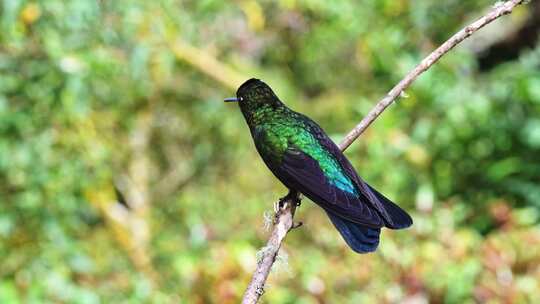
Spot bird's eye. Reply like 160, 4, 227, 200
239, 97, 243, 102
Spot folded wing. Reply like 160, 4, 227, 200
276, 145, 384, 228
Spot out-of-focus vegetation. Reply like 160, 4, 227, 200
1, 0, 539, 303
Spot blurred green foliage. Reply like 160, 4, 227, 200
1, 0, 539, 303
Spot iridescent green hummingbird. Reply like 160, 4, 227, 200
225, 79, 412, 253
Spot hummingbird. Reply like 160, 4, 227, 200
225, 79, 412, 253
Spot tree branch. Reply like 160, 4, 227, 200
241, 1, 528, 303
339, 0, 527, 151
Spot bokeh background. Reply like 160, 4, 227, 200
1, 0, 540, 303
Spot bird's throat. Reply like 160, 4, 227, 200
241, 103, 283, 128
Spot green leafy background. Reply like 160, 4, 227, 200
1, 0, 539, 303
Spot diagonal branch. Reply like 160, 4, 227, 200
339, 0, 527, 151
241, 1, 528, 303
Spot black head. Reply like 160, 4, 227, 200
224, 78, 283, 114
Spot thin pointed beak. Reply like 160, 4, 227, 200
224, 97, 239, 103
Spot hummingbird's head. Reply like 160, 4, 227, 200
224, 78, 283, 114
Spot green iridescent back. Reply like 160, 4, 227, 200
247, 104, 358, 196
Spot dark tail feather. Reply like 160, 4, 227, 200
367, 184, 413, 229
326, 211, 380, 253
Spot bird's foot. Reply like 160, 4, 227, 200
279, 191, 302, 207
293, 194, 302, 207
274, 191, 302, 213
275, 192, 292, 212
274, 191, 304, 228
274, 198, 282, 213
292, 221, 303, 229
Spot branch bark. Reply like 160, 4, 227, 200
241, 1, 527, 303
